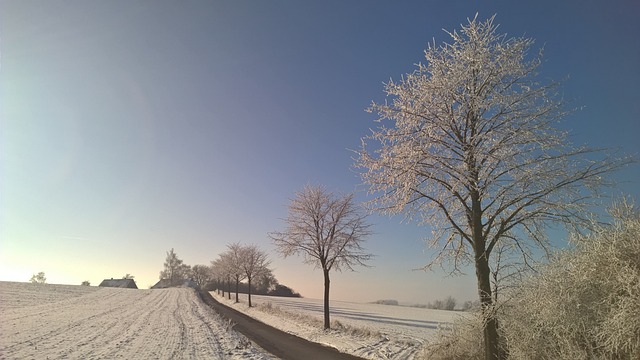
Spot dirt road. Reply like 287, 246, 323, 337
198, 291, 365, 360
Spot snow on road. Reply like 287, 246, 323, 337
0, 282, 273, 360
211, 292, 466, 360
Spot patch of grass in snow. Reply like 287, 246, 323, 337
223, 318, 236, 332
330, 319, 382, 338
256, 301, 382, 339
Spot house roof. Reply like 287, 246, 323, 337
151, 278, 198, 289
98, 278, 138, 289
151, 279, 172, 289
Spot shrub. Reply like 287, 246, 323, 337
443, 296, 456, 311
419, 313, 484, 360
502, 201, 640, 359
424, 200, 640, 359
29, 272, 46, 284
425, 296, 458, 310
461, 300, 476, 311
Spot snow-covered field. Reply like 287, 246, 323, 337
211, 292, 465, 360
0, 281, 465, 360
0, 282, 273, 360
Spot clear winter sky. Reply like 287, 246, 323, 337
1, 1, 638, 304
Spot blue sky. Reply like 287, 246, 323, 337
1, 1, 638, 303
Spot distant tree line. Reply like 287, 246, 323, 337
158, 245, 300, 305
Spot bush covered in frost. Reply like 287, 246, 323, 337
422, 201, 640, 359
503, 202, 640, 359
420, 313, 485, 360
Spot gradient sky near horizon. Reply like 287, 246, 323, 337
1, 0, 638, 304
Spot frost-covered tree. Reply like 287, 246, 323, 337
210, 257, 231, 298
225, 243, 246, 303
81, 280, 91, 286
270, 185, 373, 329
253, 269, 278, 295
29, 271, 46, 284
240, 244, 271, 307
190, 264, 212, 289
159, 248, 190, 286
356, 15, 631, 359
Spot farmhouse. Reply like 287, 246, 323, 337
98, 278, 138, 289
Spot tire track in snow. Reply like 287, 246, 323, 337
82, 289, 173, 359
168, 289, 189, 359
0, 284, 272, 360
0, 289, 139, 357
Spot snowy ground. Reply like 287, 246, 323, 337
0, 282, 274, 360
0, 281, 465, 360
211, 291, 466, 360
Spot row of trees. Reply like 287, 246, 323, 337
210, 243, 272, 307
426, 296, 457, 311
160, 248, 227, 290
159, 245, 287, 307
159, 248, 230, 290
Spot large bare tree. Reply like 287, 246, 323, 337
270, 185, 373, 329
356, 15, 631, 360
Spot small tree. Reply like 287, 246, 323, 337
240, 244, 271, 307
210, 257, 227, 296
29, 272, 46, 284
190, 264, 212, 289
122, 274, 135, 279
444, 296, 457, 311
270, 185, 373, 329
159, 248, 190, 286
215, 255, 233, 300
254, 268, 278, 294
81, 280, 91, 286
225, 243, 246, 303
356, 15, 631, 359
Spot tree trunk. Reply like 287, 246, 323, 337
227, 279, 231, 300
323, 268, 331, 330
248, 277, 253, 307
475, 249, 502, 360
468, 181, 503, 360
235, 278, 239, 303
